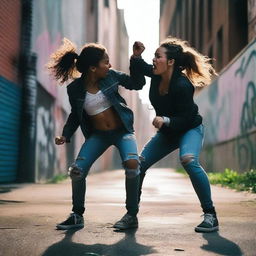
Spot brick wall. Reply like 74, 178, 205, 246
0, 0, 21, 84
160, 0, 248, 72
248, 0, 256, 41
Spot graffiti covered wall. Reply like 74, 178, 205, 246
36, 85, 56, 181
195, 40, 256, 172
32, 0, 87, 101
35, 85, 76, 181
31, 0, 88, 181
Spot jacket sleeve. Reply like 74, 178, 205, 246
166, 81, 197, 131
61, 87, 80, 142
130, 57, 154, 78
112, 58, 146, 90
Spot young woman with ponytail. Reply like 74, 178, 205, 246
132, 37, 219, 233
47, 39, 146, 230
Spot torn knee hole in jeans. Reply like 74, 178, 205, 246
76, 156, 85, 161
68, 164, 83, 178
180, 154, 195, 166
123, 134, 135, 140
127, 153, 137, 157
125, 168, 140, 178
123, 157, 139, 169
139, 155, 145, 162
123, 153, 139, 163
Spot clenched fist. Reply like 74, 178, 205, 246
133, 41, 145, 57
55, 136, 66, 145
152, 116, 164, 129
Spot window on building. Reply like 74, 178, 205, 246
199, 0, 204, 51
180, 0, 185, 39
176, 1, 182, 37
229, 0, 248, 58
169, 18, 177, 36
217, 27, 223, 71
207, 0, 212, 39
90, 0, 95, 13
104, 0, 109, 8
191, 0, 196, 47
208, 45, 213, 66
185, 0, 189, 39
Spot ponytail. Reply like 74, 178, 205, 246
161, 36, 217, 87
47, 38, 79, 84
47, 39, 107, 84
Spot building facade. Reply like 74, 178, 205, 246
0, 0, 22, 182
0, 0, 153, 183
159, 0, 256, 172
160, 0, 248, 72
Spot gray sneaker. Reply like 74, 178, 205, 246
195, 213, 219, 232
56, 213, 84, 230
113, 213, 138, 230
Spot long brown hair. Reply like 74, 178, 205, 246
160, 36, 217, 87
47, 38, 107, 84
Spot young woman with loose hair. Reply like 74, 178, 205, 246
132, 36, 219, 233
48, 38, 146, 230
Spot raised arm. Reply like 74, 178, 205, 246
112, 64, 146, 90
130, 57, 154, 78
131, 41, 154, 78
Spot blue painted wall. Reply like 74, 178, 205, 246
0, 76, 22, 182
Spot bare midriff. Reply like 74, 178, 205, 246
89, 107, 123, 130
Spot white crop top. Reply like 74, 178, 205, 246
84, 90, 112, 116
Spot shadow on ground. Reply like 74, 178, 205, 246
201, 232, 243, 256
0, 199, 25, 204
42, 228, 157, 256
0, 186, 19, 194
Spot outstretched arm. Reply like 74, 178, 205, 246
114, 41, 156, 90
113, 66, 145, 90
112, 42, 145, 90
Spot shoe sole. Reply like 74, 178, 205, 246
113, 224, 138, 230
56, 224, 84, 230
194, 226, 219, 233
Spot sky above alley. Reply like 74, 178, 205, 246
117, 0, 160, 105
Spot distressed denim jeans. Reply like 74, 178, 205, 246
139, 124, 214, 213
70, 127, 140, 216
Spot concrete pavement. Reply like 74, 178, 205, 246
0, 168, 255, 256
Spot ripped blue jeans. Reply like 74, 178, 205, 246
139, 124, 215, 213
69, 127, 140, 216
